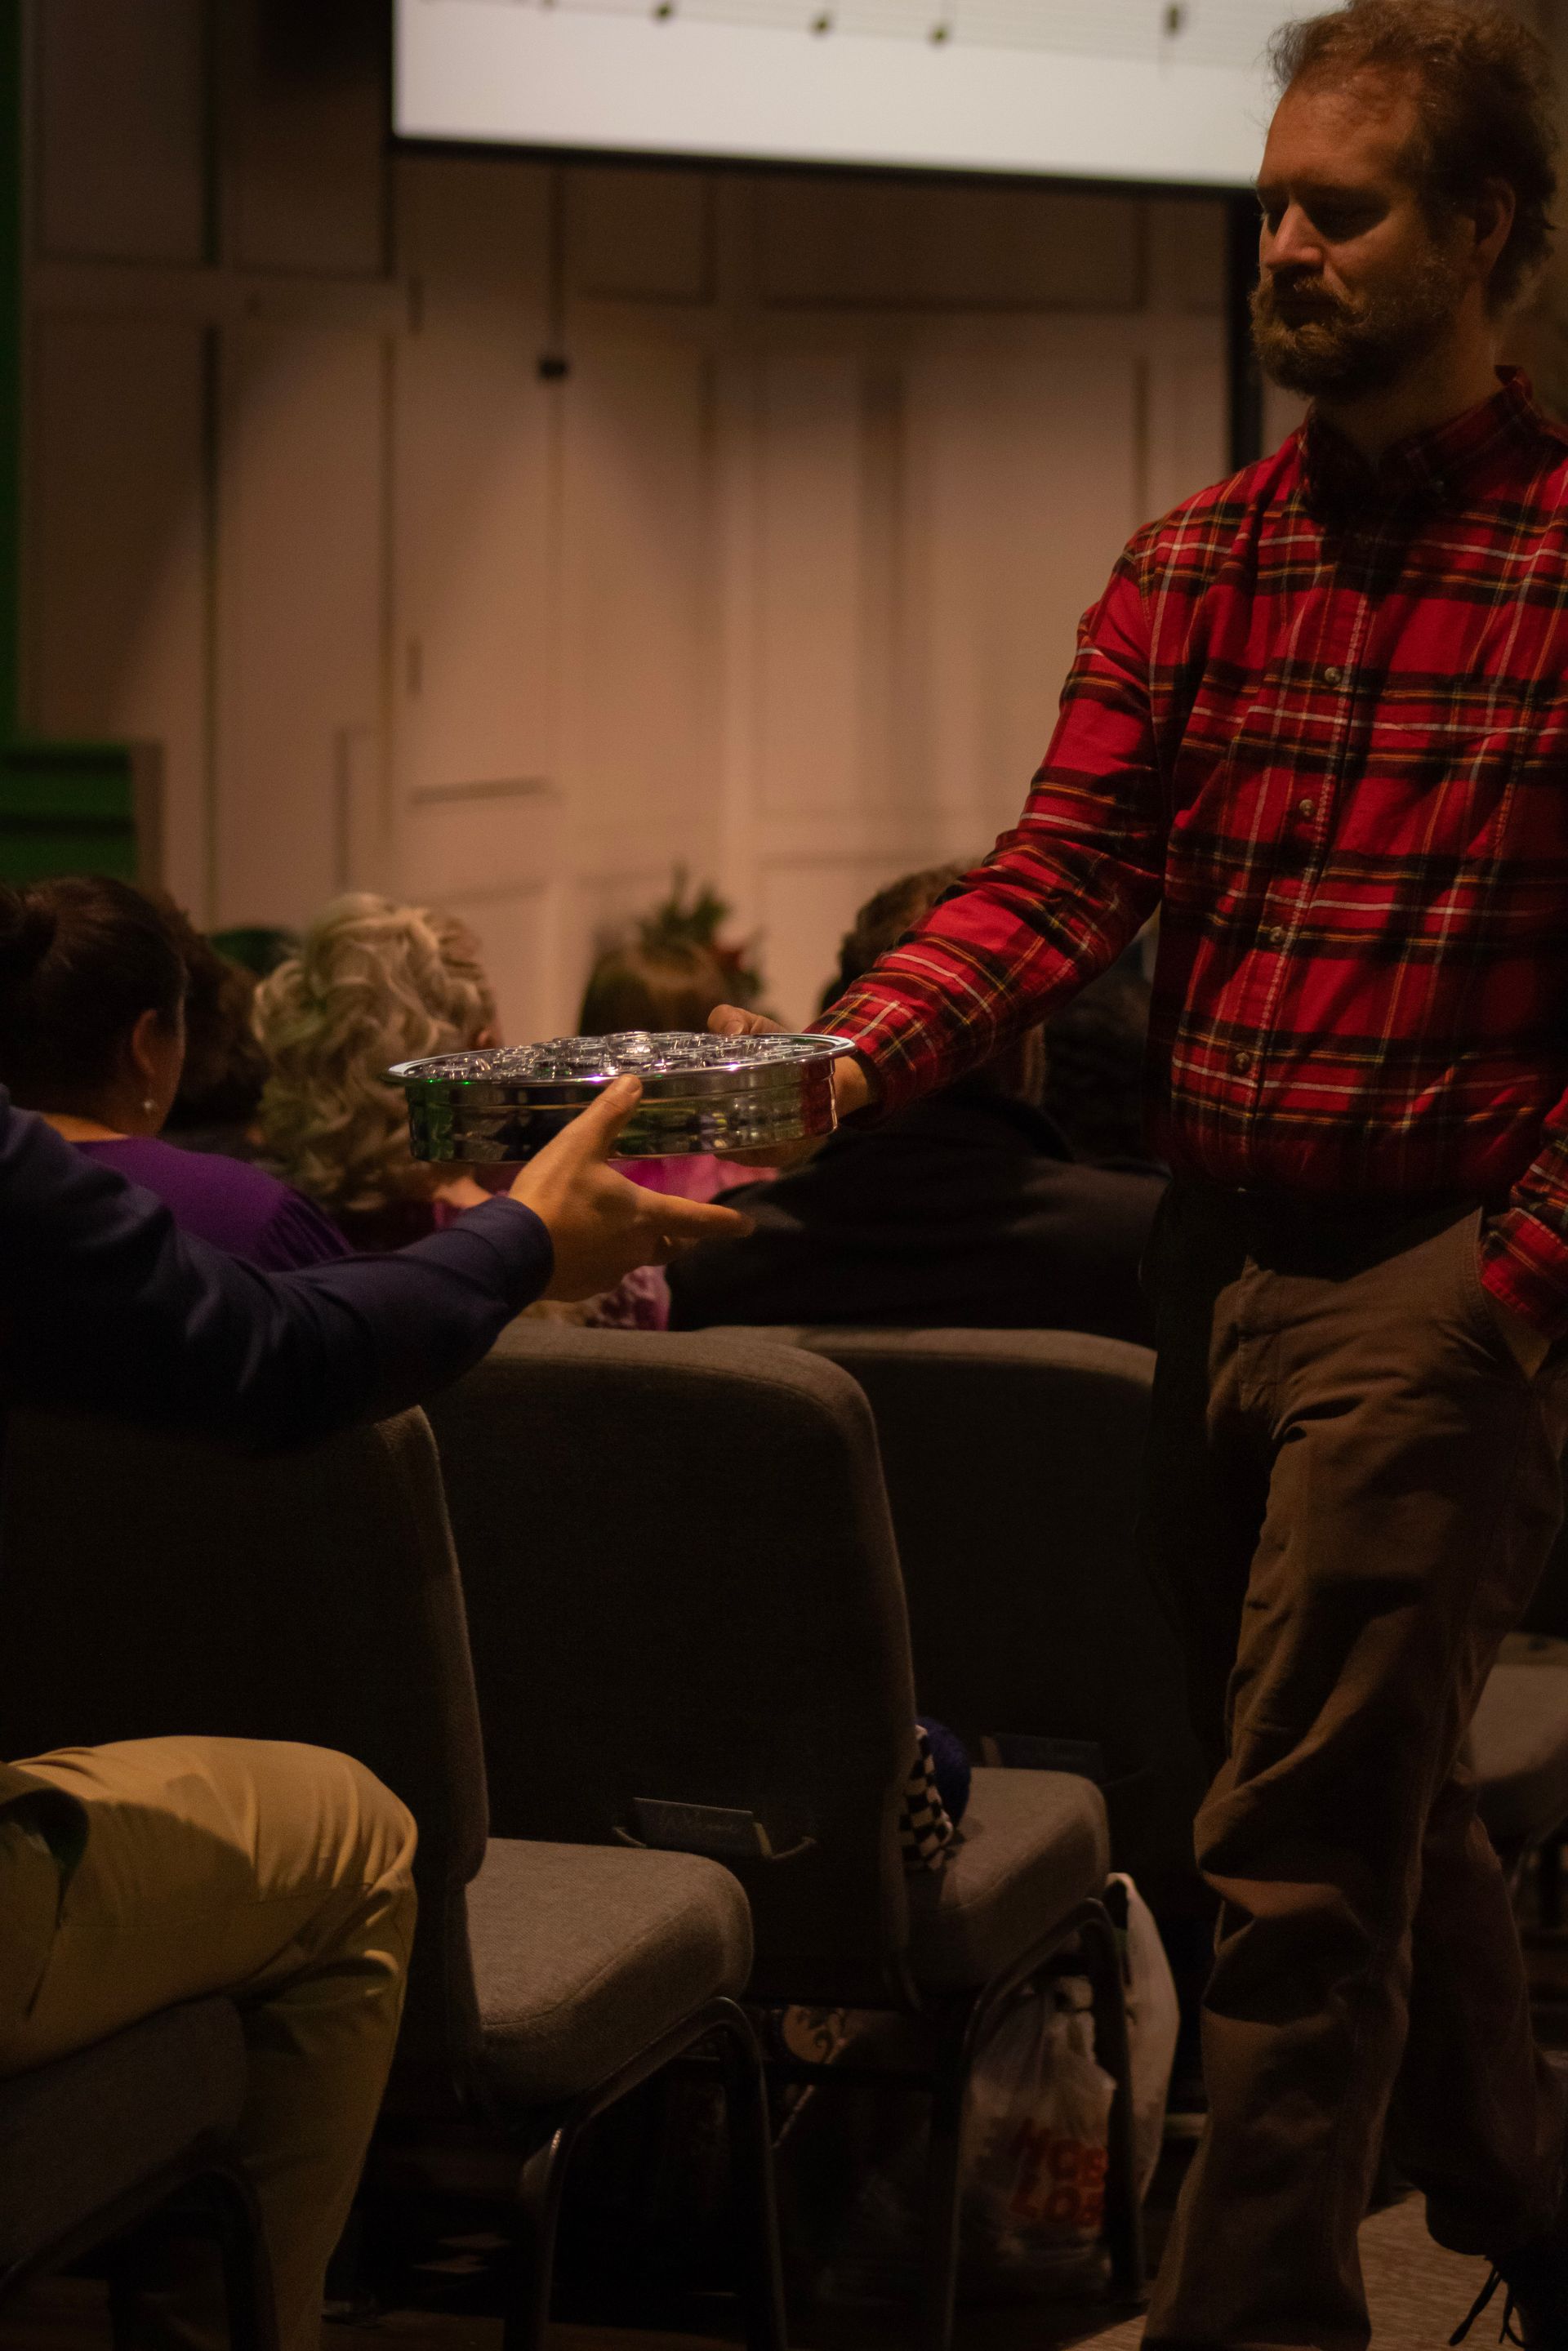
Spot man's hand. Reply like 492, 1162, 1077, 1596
1486, 1285, 1552, 1378
507, 1076, 751, 1300
707, 1003, 871, 1164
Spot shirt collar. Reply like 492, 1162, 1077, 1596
1299, 367, 1544, 518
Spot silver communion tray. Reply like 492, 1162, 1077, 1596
388, 1030, 849, 1162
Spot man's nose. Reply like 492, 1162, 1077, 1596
1264, 203, 1325, 271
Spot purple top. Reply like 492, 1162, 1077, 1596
74, 1135, 351, 1271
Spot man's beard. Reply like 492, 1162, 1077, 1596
1250, 242, 1467, 399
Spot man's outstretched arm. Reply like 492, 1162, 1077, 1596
716, 557, 1167, 1124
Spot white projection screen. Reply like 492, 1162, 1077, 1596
394, 0, 1298, 187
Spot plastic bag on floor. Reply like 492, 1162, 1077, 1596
958, 1976, 1116, 2295
1107, 1872, 1181, 2198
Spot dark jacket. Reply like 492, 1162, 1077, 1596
667, 1089, 1163, 1344
0, 1088, 552, 1832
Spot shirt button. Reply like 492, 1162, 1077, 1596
1324, 665, 1343, 684
1298, 797, 1316, 819
1267, 924, 1286, 946
1234, 1049, 1253, 1072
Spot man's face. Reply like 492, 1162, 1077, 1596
1252, 73, 1472, 400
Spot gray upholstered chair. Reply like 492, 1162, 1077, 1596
702, 1325, 1204, 1912
0, 1997, 274, 2350
429, 1325, 1144, 2351
0, 1407, 786, 2351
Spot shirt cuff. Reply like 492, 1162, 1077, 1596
808, 993, 940, 1119
1479, 1208, 1568, 1340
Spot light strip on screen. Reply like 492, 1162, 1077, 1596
394, 0, 1284, 187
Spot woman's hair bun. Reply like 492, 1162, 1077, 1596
0, 888, 58, 983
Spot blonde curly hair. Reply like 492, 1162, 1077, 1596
253, 893, 497, 1214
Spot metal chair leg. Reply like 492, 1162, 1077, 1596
712, 1999, 790, 2351
919, 1999, 975, 2351
504, 2119, 581, 2351
1080, 1903, 1147, 2301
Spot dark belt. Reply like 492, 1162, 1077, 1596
1177, 1175, 1490, 1257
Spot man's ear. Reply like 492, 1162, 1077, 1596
1472, 177, 1516, 287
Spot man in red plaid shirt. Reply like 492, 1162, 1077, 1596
718, 3, 1568, 2342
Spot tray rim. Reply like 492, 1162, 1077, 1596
387, 1031, 853, 1106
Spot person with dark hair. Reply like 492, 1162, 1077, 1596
579, 936, 733, 1038
156, 900, 271, 1155
0, 875, 352, 1270
711, 7, 1568, 2342
0, 1071, 746, 2351
668, 863, 1162, 1339
579, 933, 774, 1233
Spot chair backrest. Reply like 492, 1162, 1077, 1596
0, 1408, 488, 2106
706, 1327, 1204, 1907
426, 1326, 920, 2006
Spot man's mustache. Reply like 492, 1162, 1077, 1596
1255, 274, 1356, 327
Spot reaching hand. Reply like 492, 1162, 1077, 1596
507, 1075, 751, 1299
708, 1004, 787, 1040
1483, 1279, 1552, 1378
706, 1004, 872, 1164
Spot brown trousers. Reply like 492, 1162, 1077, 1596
1141, 1185, 1568, 2351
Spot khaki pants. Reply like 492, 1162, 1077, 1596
0, 1736, 416, 2351
1143, 1187, 1568, 2351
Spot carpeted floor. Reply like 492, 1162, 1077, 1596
6, 2195, 1495, 2349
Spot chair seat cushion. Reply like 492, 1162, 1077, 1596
0, 1997, 247, 2273
906, 1767, 1109, 1993
1471, 1636, 1568, 1848
467, 1837, 752, 2107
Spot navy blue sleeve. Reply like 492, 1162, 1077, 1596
0, 1094, 553, 1451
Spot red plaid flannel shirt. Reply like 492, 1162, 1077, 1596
818, 372, 1568, 1335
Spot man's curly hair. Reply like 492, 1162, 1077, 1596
1269, 0, 1558, 312
253, 893, 496, 1215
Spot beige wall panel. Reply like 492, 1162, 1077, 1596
1147, 350, 1227, 521
403, 791, 562, 905
25, 313, 208, 909
760, 852, 943, 1030
559, 336, 718, 872
216, 326, 385, 927
1152, 197, 1227, 312
225, 0, 386, 274
568, 167, 712, 302
394, 161, 554, 816
431, 879, 558, 1046
755, 352, 865, 823
760, 178, 1140, 309
575, 864, 676, 961
902, 340, 1143, 844
402, 795, 564, 1037
35, 0, 207, 265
